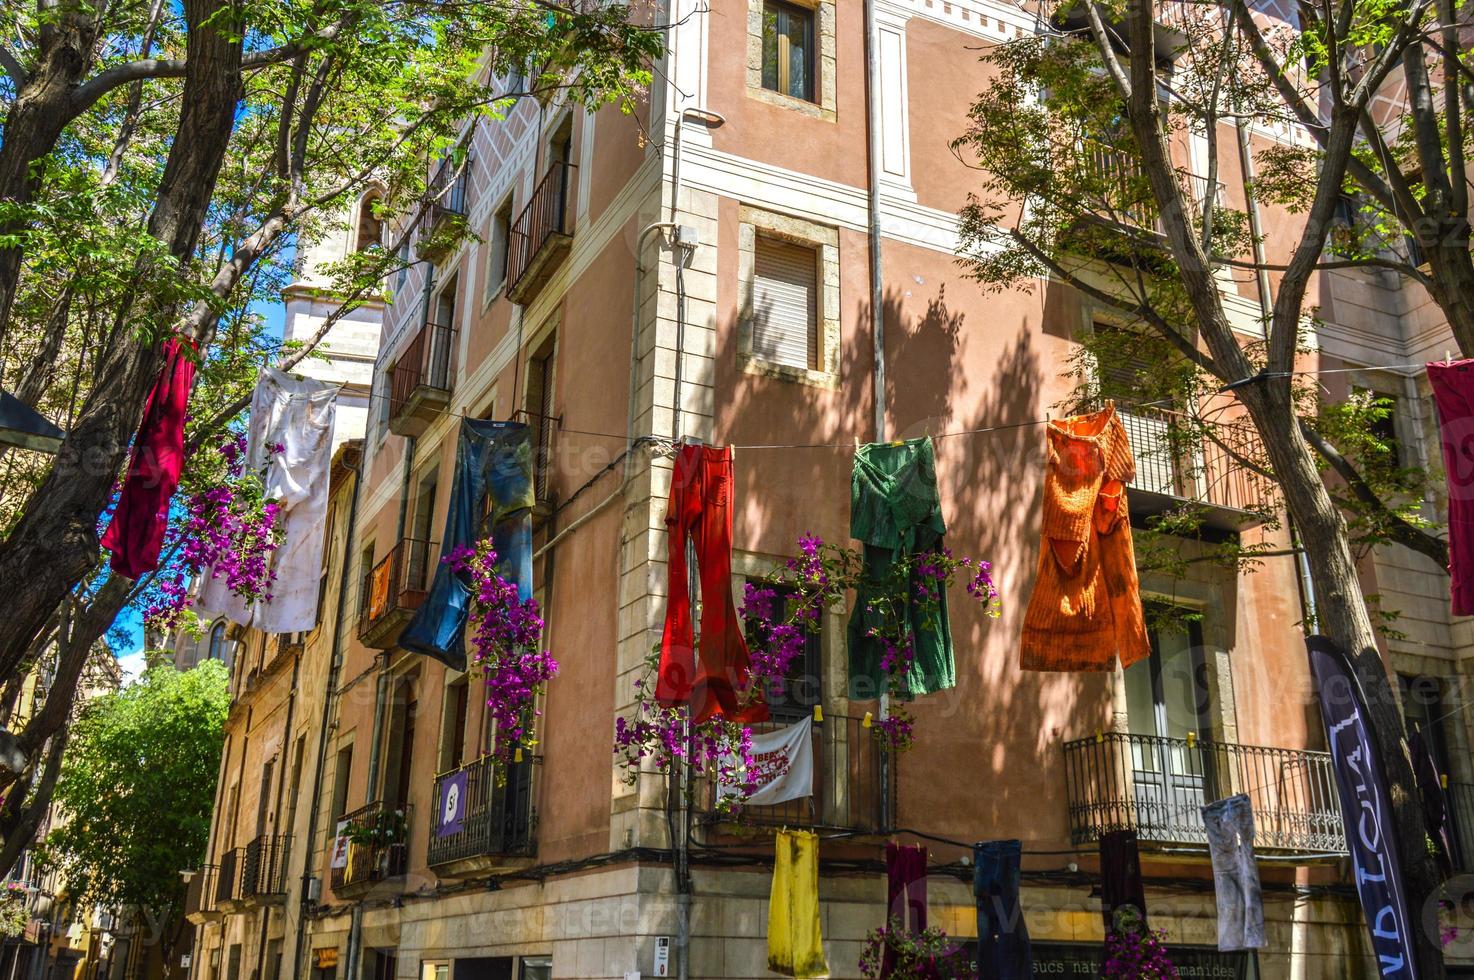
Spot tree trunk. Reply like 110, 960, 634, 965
0, 0, 244, 683
1239, 380, 1447, 978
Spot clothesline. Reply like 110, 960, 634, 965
356, 351, 1457, 454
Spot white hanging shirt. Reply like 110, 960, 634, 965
199, 367, 337, 632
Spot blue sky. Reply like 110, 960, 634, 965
113, 298, 287, 679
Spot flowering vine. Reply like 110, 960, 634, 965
613, 652, 761, 816
445, 542, 559, 766
143, 433, 285, 633
741, 534, 999, 752
0, 883, 27, 939
857, 920, 970, 980
612, 530, 998, 809
1102, 925, 1179, 979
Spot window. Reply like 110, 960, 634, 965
517, 959, 550, 980
226, 946, 242, 980
751, 237, 817, 370
329, 745, 353, 823
207, 622, 227, 662
483, 198, 514, 304
1124, 611, 1213, 745
737, 208, 839, 387
745, 584, 822, 721
395, 238, 412, 291
355, 193, 384, 253
370, 951, 398, 980
441, 681, 470, 771
524, 332, 557, 502
421, 962, 449, 980
761, 0, 815, 102
1401, 674, 1450, 775
412, 468, 439, 544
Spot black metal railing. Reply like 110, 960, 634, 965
214, 848, 237, 904
1079, 139, 1224, 234
507, 162, 575, 290
357, 538, 436, 641
330, 802, 411, 894
699, 713, 890, 833
389, 319, 457, 418
427, 755, 538, 867
239, 834, 292, 898
425, 157, 470, 228
1113, 402, 1270, 514
1449, 781, 1474, 871
1063, 732, 1347, 853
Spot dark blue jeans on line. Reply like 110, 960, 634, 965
974, 840, 1030, 980
399, 419, 535, 670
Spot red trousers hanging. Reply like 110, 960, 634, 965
102, 338, 195, 579
656, 444, 768, 724
883, 842, 930, 977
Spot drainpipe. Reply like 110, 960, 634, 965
289, 449, 361, 980
863, 0, 887, 442
1236, 120, 1316, 624
862, 0, 893, 829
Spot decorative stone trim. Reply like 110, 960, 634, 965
736, 205, 841, 389
745, 0, 838, 122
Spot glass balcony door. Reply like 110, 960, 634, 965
1124, 610, 1216, 839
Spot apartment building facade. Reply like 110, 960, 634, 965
186, 1, 1474, 979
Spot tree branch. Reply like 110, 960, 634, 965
0, 46, 29, 88
1298, 419, 1449, 568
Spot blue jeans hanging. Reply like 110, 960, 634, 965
399, 419, 535, 669
974, 839, 1030, 980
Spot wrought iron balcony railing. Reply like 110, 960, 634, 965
184, 865, 220, 924
418, 157, 470, 262
505, 162, 575, 304
388, 319, 456, 438
357, 538, 436, 649
427, 754, 538, 872
239, 834, 292, 900
698, 713, 891, 834
1063, 731, 1347, 854
1113, 402, 1271, 525
330, 801, 411, 896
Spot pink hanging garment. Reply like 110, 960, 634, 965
1427, 359, 1474, 613
102, 338, 196, 579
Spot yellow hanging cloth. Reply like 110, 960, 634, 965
768, 829, 828, 978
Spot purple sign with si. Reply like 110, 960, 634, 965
436, 770, 468, 838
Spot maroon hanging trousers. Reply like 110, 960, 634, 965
1428, 359, 1474, 613
102, 338, 196, 579
656, 444, 767, 724
883, 842, 930, 977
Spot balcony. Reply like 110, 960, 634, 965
357, 538, 436, 649
388, 319, 456, 437
1066, 140, 1224, 261
417, 158, 470, 263
1115, 402, 1272, 531
698, 713, 891, 834
239, 834, 292, 903
265, 633, 303, 675
212, 835, 292, 910
1063, 732, 1348, 855
427, 755, 538, 875
183, 865, 220, 925
505, 162, 575, 305
330, 802, 410, 898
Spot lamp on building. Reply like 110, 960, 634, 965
178, 870, 196, 885
0, 391, 63, 454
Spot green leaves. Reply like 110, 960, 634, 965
39, 661, 230, 918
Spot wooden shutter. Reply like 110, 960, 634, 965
752, 237, 817, 370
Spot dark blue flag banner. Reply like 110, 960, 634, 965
1305, 635, 1419, 979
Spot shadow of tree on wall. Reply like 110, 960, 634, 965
714, 270, 1116, 855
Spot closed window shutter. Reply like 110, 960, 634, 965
752, 238, 817, 370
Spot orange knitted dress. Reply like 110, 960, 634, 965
1021, 403, 1150, 671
